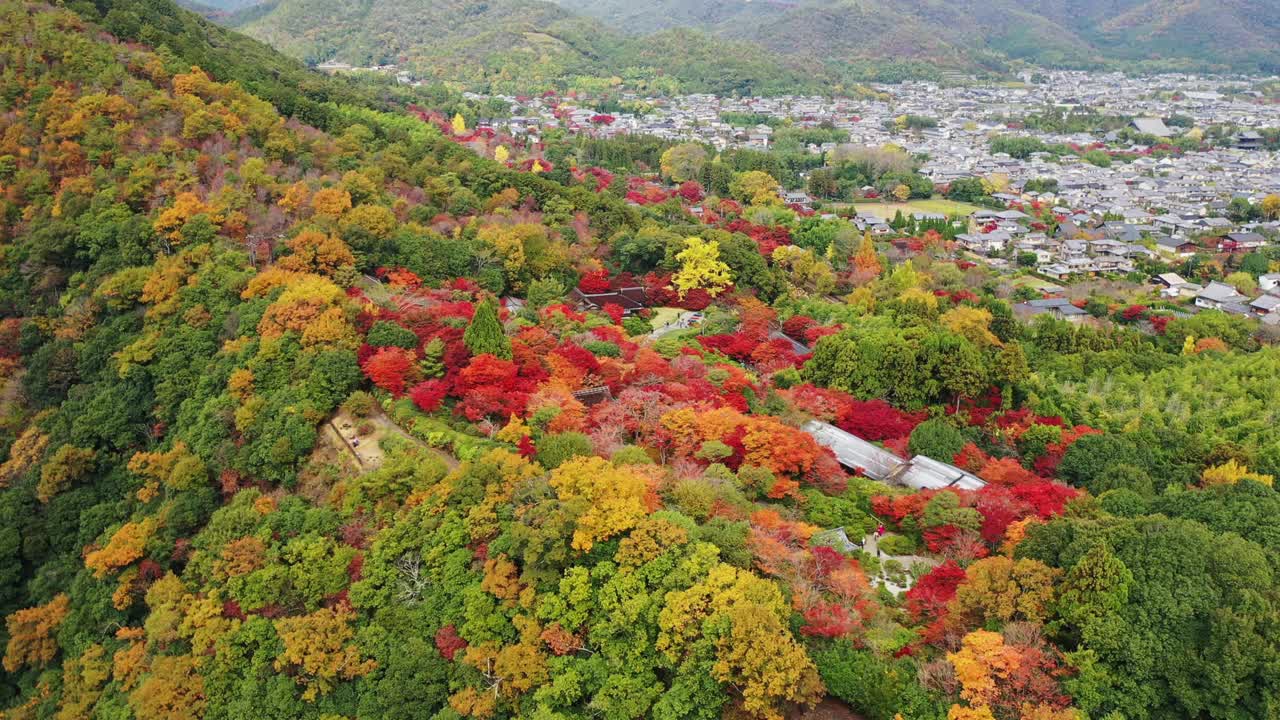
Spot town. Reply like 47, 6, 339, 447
426, 70, 1280, 330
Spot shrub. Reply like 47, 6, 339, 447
772, 367, 802, 388
670, 478, 717, 521
814, 644, 947, 720
622, 316, 653, 336
877, 534, 917, 556
342, 391, 375, 418
535, 431, 593, 469
1093, 463, 1155, 496
1057, 434, 1146, 489
582, 340, 621, 358
366, 320, 419, 349
611, 446, 653, 466
694, 440, 733, 462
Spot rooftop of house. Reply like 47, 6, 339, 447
1198, 281, 1248, 302
1251, 295, 1280, 312
1132, 117, 1174, 137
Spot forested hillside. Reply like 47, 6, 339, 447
1, 1, 1280, 720
222, 0, 1280, 90
229, 0, 820, 95
548, 0, 1280, 77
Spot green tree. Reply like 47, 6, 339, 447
463, 297, 511, 359
660, 143, 708, 183
908, 419, 967, 461
420, 337, 446, 378
1052, 541, 1133, 645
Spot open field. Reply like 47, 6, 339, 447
848, 198, 985, 217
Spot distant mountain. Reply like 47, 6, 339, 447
178, 0, 266, 12
225, 0, 1280, 93
228, 0, 821, 94
549, 0, 1280, 74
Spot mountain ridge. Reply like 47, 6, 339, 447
547, 0, 1280, 75
227, 0, 825, 93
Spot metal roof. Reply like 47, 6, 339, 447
896, 455, 987, 491
802, 421, 987, 492
801, 420, 906, 481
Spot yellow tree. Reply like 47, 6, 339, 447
658, 563, 823, 719
729, 170, 781, 206
981, 173, 1010, 194
1260, 193, 1280, 220
660, 143, 708, 183
56, 644, 111, 720
771, 246, 836, 294
274, 605, 377, 701
276, 230, 356, 278
452, 113, 467, 135
339, 204, 397, 240
897, 287, 940, 319
941, 306, 1002, 348
3, 594, 71, 672
1201, 459, 1274, 487
36, 445, 95, 503
311, 188, 352, 220
128, 655, 207, 720
948, 706, 997, 720
277, 181, 310, 214
0, 426, 50, 488
85, 519, 158, 578
494, 145, 510, 164
948, 630, 1017, 709
153, 192, 222, 244
128, 442, 206, 492
672, 237, 732, 298
948, 556, 1060, 627
254, 274, 357, 349
853, 230, 882, 277
548, 456, 649, 552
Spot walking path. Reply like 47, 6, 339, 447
860, 533, 937, 594
648, 310, 698, 339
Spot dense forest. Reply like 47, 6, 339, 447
1, 1, 1279, 720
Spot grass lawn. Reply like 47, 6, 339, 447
849, 197, 985, 217
1009, 275, 1062, 291
649, 306, 684, 328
